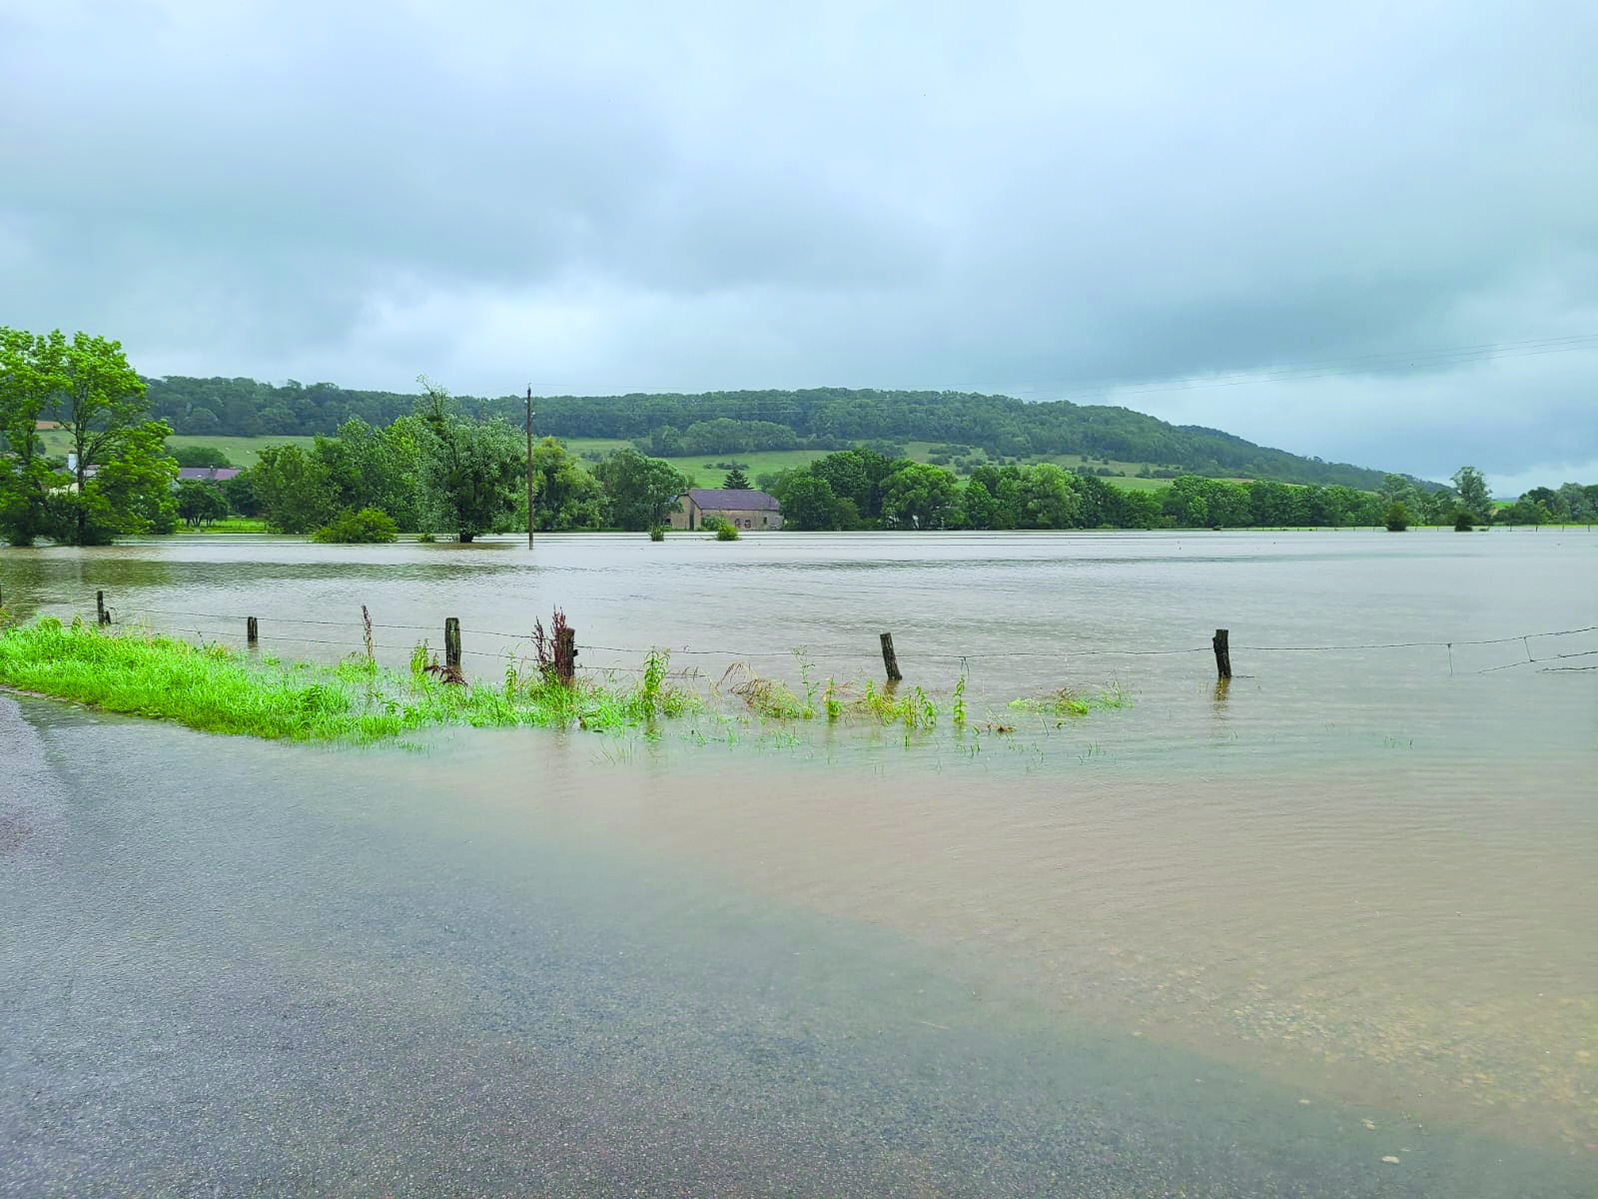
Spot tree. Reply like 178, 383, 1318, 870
1451, 465, 1492, 523
171, 444, 234, 468
959, 479, 999, 529
253, 444, 336, 533
0, 327, 65, 545
48, 333, 166, 544
311, 507, 398, 543
67, 417, 179, 540
223, 470, 260, 516
880, 462, 958, 529
416, 380, 524, 542
1015, 463, 1080, 528
1497, 498, 1547, 525
722, 466, 751, 489
780, 474, 845, 530
527, 437, 606, 531
1384, 501, 1410, 531
592, 448, 692, 531
1555, 482, 1594, 523
176, 480, 228, 528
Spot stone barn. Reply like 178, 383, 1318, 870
670, 488, 783, 531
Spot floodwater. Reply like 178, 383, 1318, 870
2, 530, 1596, 1194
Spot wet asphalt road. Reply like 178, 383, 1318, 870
1, 697, 1590, 1197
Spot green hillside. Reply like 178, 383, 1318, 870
142, 377, 1403, 489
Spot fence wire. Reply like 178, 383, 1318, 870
9, 593, 1597, 678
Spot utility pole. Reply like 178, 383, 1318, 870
533, 386, 540, 553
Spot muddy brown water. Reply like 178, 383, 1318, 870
2, 528, 1596, 1182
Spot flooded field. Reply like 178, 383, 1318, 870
3, 529, 1595, 1193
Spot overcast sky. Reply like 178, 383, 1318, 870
3, 0, 1595, 488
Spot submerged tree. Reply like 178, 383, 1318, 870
176, 480, 229, 529
526, 436, 607, 531
0, 328, 176, 545
592, 448, 692, 531
0, 327, 65, 546
416, 378, 523, 542
1451, 465, 1493, 524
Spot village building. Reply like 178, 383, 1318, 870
174, 467, 242, 483
669, 487, 783, 531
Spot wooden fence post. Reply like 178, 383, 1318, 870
96, 590, 110, 626
246, 617, 258, 647
880, 632, 902, 682
1212, 628, 1232, 680
445, 618, 461, 671
555, 626, 577, 686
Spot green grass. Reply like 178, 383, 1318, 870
189, 517, 270, 533
31, 427, 1264, 492
0, 618, 691, 744
0, 619, 1139, 750
39, 431, 316, 469
561, 436, 1220, 490
1008, 682, 1132, 718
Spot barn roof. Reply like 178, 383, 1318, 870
683, 488, 781, 510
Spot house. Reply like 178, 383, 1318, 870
175, 467, 242, 484
670, 488, 783, 531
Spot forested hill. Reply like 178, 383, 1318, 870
144, 378, 1391, 489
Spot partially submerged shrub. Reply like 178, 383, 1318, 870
649, 526, 666, 542
715, 524, 740, 541
721, 663, 807, 720
1009, 682, 1131, 718
312, 507, 398, 544
1384, 501, 1409, 532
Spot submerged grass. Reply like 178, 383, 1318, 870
0, 618, 692, 744
1008, 681, 1132, 718
0, 618, 1134, 752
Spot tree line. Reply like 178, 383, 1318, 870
6, 329, 1592, 546
143, 375, 1407, 490
234, 393, 693, 540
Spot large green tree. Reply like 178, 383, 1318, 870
527, 437, 607, 531
1, 329, 176, 545
1451, 465, 1492, 523
415, 379, 525, 542
176, 480, 229, 528
880, 462, 958, 529
253, 444, 337, 533
51, 333, 177, 545
0, 328, 65, 545
779, 474, 846, 530
592, 448, 692, 531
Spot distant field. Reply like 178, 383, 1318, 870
39, 431, 316, 469
33, 428, 1240, 491
562, 437, 1195, 490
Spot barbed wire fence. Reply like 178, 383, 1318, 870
5, 586, 1596, 681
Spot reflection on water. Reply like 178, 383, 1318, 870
3, 530, 1596, 1153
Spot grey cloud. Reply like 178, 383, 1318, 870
2, 0, 1596, 480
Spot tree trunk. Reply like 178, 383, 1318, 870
75, 458, 87, 544
458, 531, 474, 543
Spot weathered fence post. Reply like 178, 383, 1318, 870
880, 632, 902, 682
445, 618, 462, 672
96, 590, 110, 626
555, 626, 577, 686
246, 617, 258, 647
1212, 628, 1232, 680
